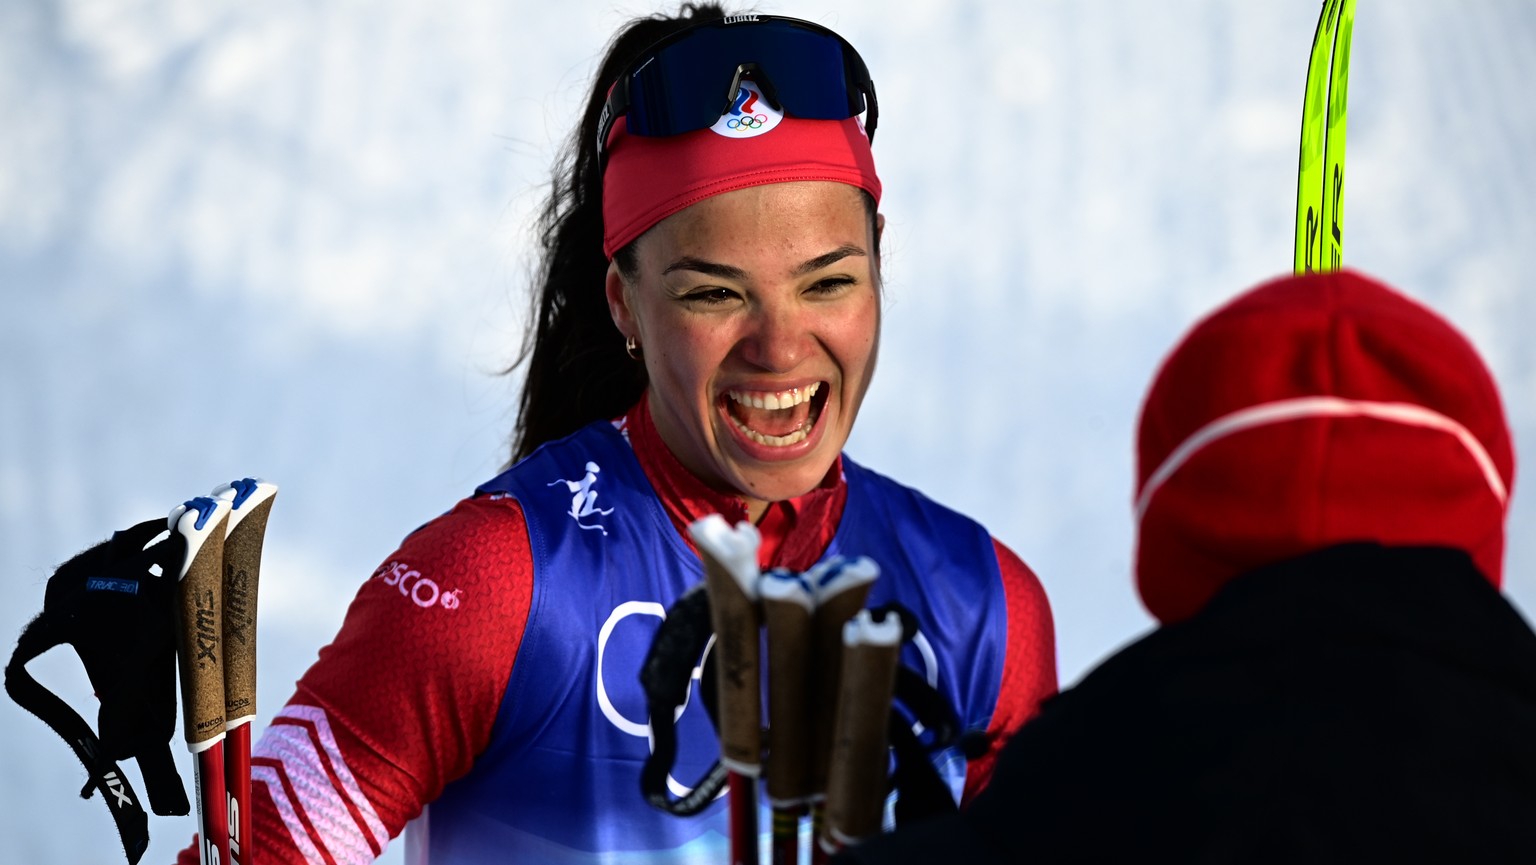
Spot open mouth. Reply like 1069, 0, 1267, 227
723, 382, 828, 447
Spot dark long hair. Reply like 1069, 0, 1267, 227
507, 3, 731, 463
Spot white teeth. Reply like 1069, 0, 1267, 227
724, 383, 823, 446
730, 415, 810, 447
728, 382, 822, 410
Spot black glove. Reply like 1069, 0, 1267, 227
6, 518, 191, 865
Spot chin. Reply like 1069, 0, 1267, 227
734, 454, 838, 503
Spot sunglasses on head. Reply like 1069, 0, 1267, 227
596, 14, 878, 168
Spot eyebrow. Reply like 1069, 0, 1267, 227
662, 257, 749, 280
662, 244, 868, 281
792, 244, 867, 277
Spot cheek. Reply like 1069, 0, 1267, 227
649, 322, 729, 397
834, 295, 882, 371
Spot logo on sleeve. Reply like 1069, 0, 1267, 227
372, 560, 463, 611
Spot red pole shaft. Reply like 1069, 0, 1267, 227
728, 773, 760, 865
195, 743, 231, 865
224, 723, 252, 864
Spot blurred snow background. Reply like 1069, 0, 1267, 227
3, 1, 1533, 862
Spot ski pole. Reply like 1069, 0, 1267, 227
1294, 0, 1356, 274
818, 609, 903, 856
170, 496, 233, 865
689, 515, 764, 865
805, 557, 879, 865
762, 570, 816, 865
212, 479, 278, 865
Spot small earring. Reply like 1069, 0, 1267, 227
625, 335, 642, 360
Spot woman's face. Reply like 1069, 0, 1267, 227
607, 181, 882, 516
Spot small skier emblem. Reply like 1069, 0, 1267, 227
549, 461, 616, 535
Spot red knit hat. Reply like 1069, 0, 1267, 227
601, 84, 881, 258
1134, 270, 1515, 624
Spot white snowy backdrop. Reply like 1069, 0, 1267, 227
3, 1, 1533, 862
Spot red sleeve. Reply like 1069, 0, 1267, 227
962, 538, 1057, 804
177, 494, 535, 864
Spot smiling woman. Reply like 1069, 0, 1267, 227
174, 5, 1058, 865
609, 181, 882, 515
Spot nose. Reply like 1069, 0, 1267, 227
738, 298, 813, 373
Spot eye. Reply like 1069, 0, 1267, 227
681, 286, 741, 305
807, 276, 857, 296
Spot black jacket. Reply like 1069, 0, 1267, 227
838, 544, 1536, 864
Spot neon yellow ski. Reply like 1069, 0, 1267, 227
1295, 0, 1357, 273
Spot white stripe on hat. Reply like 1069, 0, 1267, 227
1135, 396, 1508, 521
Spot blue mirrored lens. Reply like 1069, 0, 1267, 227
624, 23, 862, 137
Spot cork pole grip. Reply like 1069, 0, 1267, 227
822, 610, 902, 849
218, 482, 276, 726
761, 573, 816, 806
171, 498, 232, 751
689, 515, 764, 776
702, 553, 762, 773
215, 478, 277, 865
807, 558, 879, 795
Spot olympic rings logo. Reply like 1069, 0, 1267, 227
726, 114, 769, 131
596, 601, 722, 800
711, 82, 780, 139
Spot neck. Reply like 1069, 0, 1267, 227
744, 497, 770, 525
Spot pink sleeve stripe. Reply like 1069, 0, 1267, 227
267, 717, 387, 858
273, 705, 392, 851
253, 758, 337, 865
256, 705, 392, 861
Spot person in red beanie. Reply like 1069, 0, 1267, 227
176, 5, 1056, 864
838, 268, 1536, 864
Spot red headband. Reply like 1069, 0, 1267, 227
601, 102, 881, 258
